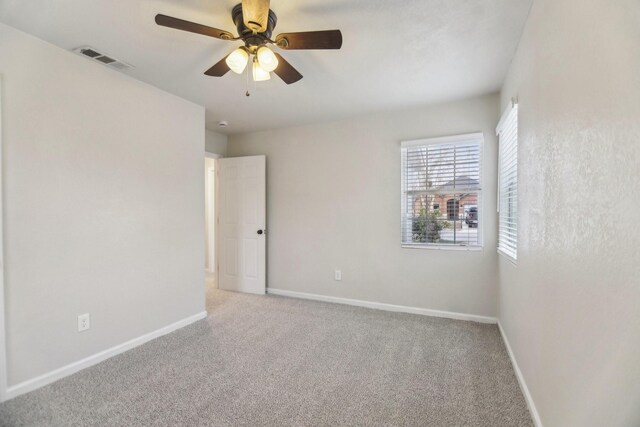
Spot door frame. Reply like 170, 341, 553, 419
205, 152, 221, 280
0, 75, 7, 402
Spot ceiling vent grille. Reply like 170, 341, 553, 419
72, 46, 134, 72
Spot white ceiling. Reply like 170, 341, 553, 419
0, 0, 532, 134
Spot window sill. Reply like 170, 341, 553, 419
497, 248, 517, 265
402, 244, 483, 252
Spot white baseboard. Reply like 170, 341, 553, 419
498, 322, 543, 427
267, 288, 497, 324
2, 311, 207, 402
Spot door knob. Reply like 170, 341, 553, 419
257, 229, 264, 235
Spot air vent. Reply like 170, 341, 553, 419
72, 46, 134, 72
80, 48, 101, 58
95, 55, 116, 64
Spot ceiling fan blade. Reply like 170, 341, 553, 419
272, 53, 303, 84
204, 56, 231, 77
155, 14, 234, 41
242, 0, 270, 32
275, 30, 343, 50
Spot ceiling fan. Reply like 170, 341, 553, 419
155, 0, 343, 85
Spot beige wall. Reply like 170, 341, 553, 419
0, 24, 205, 386
229, 94, 500, 317
205, 129, 227, 156
499, 0, 640, 425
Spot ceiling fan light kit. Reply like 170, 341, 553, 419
256, 46, 278, 72
252, 59, 271, 81
155, 0, 342, 88
226, 47, 250, 74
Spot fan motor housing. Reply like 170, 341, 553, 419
232, 3, 277, 47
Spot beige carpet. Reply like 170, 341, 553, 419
0, 287, 532, 426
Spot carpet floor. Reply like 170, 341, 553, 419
0, 287, 533, 426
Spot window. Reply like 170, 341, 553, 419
401, 133, 483, 249
497, 103, 518, 260
446, 199, 460, 220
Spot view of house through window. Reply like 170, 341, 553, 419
401, 134, 483, 248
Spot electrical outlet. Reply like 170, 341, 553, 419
78, 313, 90, 332
334, 270, 342, 281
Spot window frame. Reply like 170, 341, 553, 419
400, 132, 485, 251
496, 102, 518, 263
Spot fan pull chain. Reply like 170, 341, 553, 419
245, 59, 251, 97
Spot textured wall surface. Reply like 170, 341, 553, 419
0, 23, 205, 386
205, 129, 227, 156
499, 0, 640, 425
228, 94, 500, 318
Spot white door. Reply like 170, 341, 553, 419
218, 156, 266, 294
204, 158, 217, 274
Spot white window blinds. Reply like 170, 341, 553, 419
497, 103, 518, 260
401, 133, 483, 248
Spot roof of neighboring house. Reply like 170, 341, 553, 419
436, 176, 480, 190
